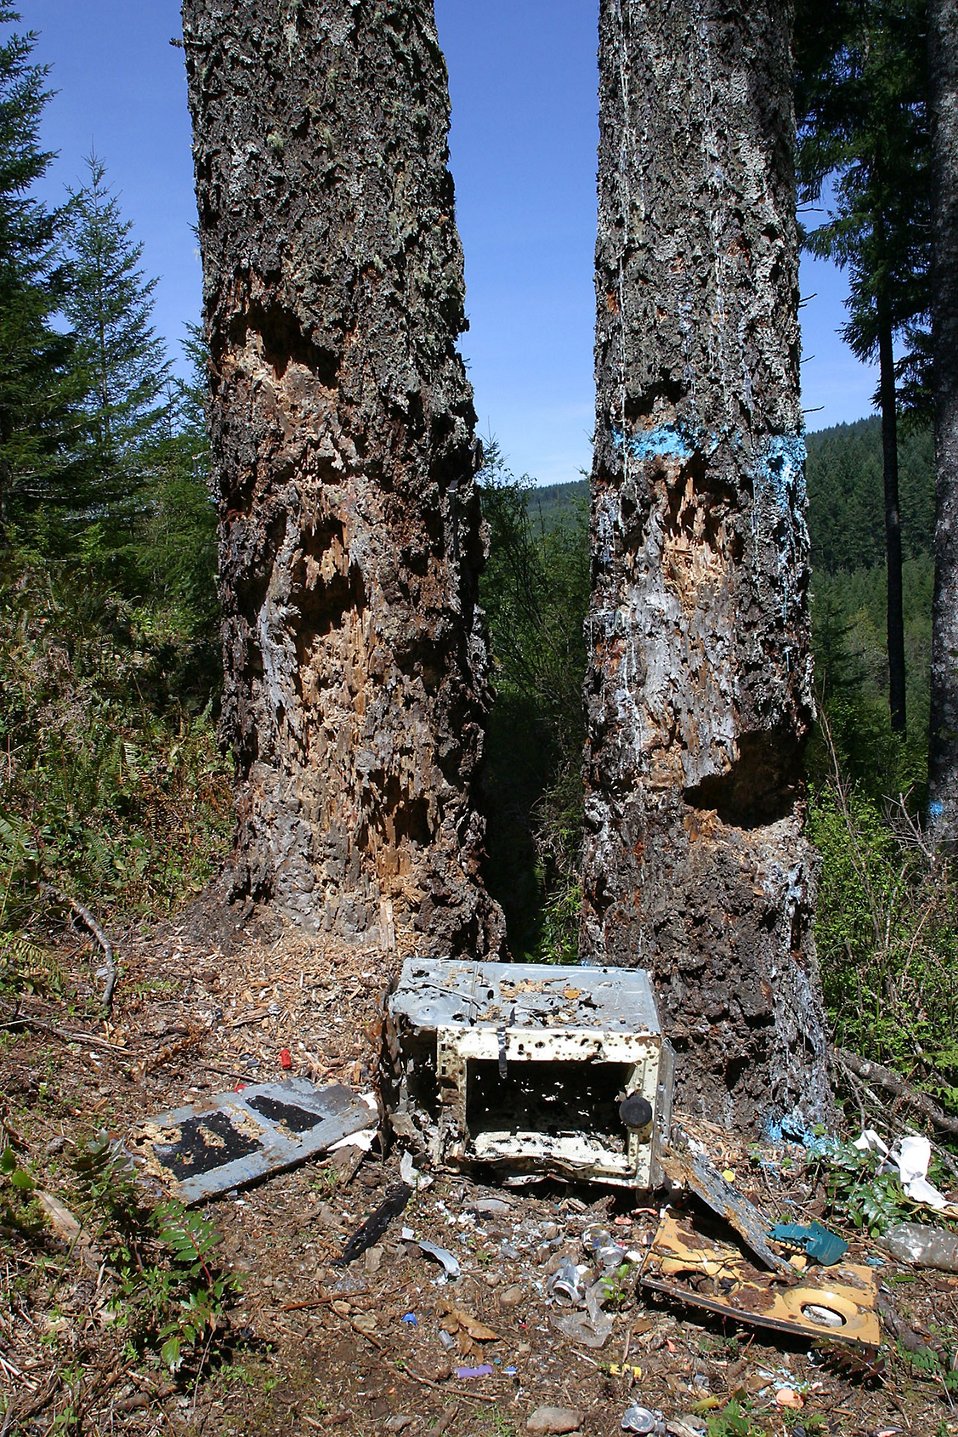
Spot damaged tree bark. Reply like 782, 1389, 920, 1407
581, 0, 831, 1127
181, 0, 501, 954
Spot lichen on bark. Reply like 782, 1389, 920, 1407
181, 0, 501, 957
582, 0, 831, 1127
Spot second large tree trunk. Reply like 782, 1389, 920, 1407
581, 0, 831, 1127
928, 0, 958, 843
181, 0, 502, 957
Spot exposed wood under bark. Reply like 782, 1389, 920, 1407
581, 0, 831, 1129
181, 0, 501, 958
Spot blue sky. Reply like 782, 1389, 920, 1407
25, 0, 875, 488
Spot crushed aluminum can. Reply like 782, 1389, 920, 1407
547, 1258, 591, 1306
621, 1406, 666, 1435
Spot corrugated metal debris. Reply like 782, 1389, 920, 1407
130, 1078, 377, 1204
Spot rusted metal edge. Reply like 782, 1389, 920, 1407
660, 1129, 797, 1279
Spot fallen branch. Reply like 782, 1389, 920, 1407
836, 1047, 958, 1139
0, 1011, 126, 1051
41, 884, 117, 1014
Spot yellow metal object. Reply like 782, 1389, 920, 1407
641, 1214, 881, 1353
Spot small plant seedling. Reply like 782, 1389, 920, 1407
704, 1399, 768, 1437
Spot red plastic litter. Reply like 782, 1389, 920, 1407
279, 1048, 293, 1070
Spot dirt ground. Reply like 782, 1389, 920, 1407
2, 915, 958, 1437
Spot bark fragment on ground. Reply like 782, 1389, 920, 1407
181, 0, 501, 958
582, 0, 830, 1128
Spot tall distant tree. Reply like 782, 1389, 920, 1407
61, 153, 171, 538
136, 329, 218, 649
0, 8, 78, 547
581, 0, 831, 1127
927, 0, 958, 842
795, 0, 932, 733
180, 0, 501, 955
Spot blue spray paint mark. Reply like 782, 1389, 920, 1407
929, 800, 944, 819
612, 423, 693, 463
756, 435, 808, 512
749, 434, 809, 628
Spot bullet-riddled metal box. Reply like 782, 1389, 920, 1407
384, 958, 674, 1187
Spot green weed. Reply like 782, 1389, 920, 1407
810, 738, 958, 1120
704, 1399, 767, 1437
810, 1136, 912, 1235
72, 1134, 242, 1373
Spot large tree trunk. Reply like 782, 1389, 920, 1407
928, 0, 958, 843
181, 0, 502, 957
877, 300, 907, 734
581, 0, 831, 1128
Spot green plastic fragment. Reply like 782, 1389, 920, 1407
768, 1220, 849, 1266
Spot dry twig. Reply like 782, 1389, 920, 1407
43, 886, 117, 1013
837, 1048, 958, 1139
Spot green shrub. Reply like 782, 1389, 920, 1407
810, 765, 958, 1115
0, 556, 230, 945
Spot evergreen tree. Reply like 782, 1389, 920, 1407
0, 8, 79, 548
583, 0, 830, 1123
61, 152, 171, 549
137, 327, 218, 655
795, 0, 932, 733
927, 0, 958, 842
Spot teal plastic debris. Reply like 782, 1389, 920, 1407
769, 1221, 848, 1266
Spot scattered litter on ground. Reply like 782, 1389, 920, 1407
854, 1128, 958, 1215
641, 1212, 881, 1351
661, 1135, 798, 1278
400, 1147, 434, 1190
620, 1404, 667, 1434
418, 1238, 461, 1282
10, 923, 958, 1436
880, 1220, 958, 1271
547, 1257, 591, 1305
551, 1306, 615, 1349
